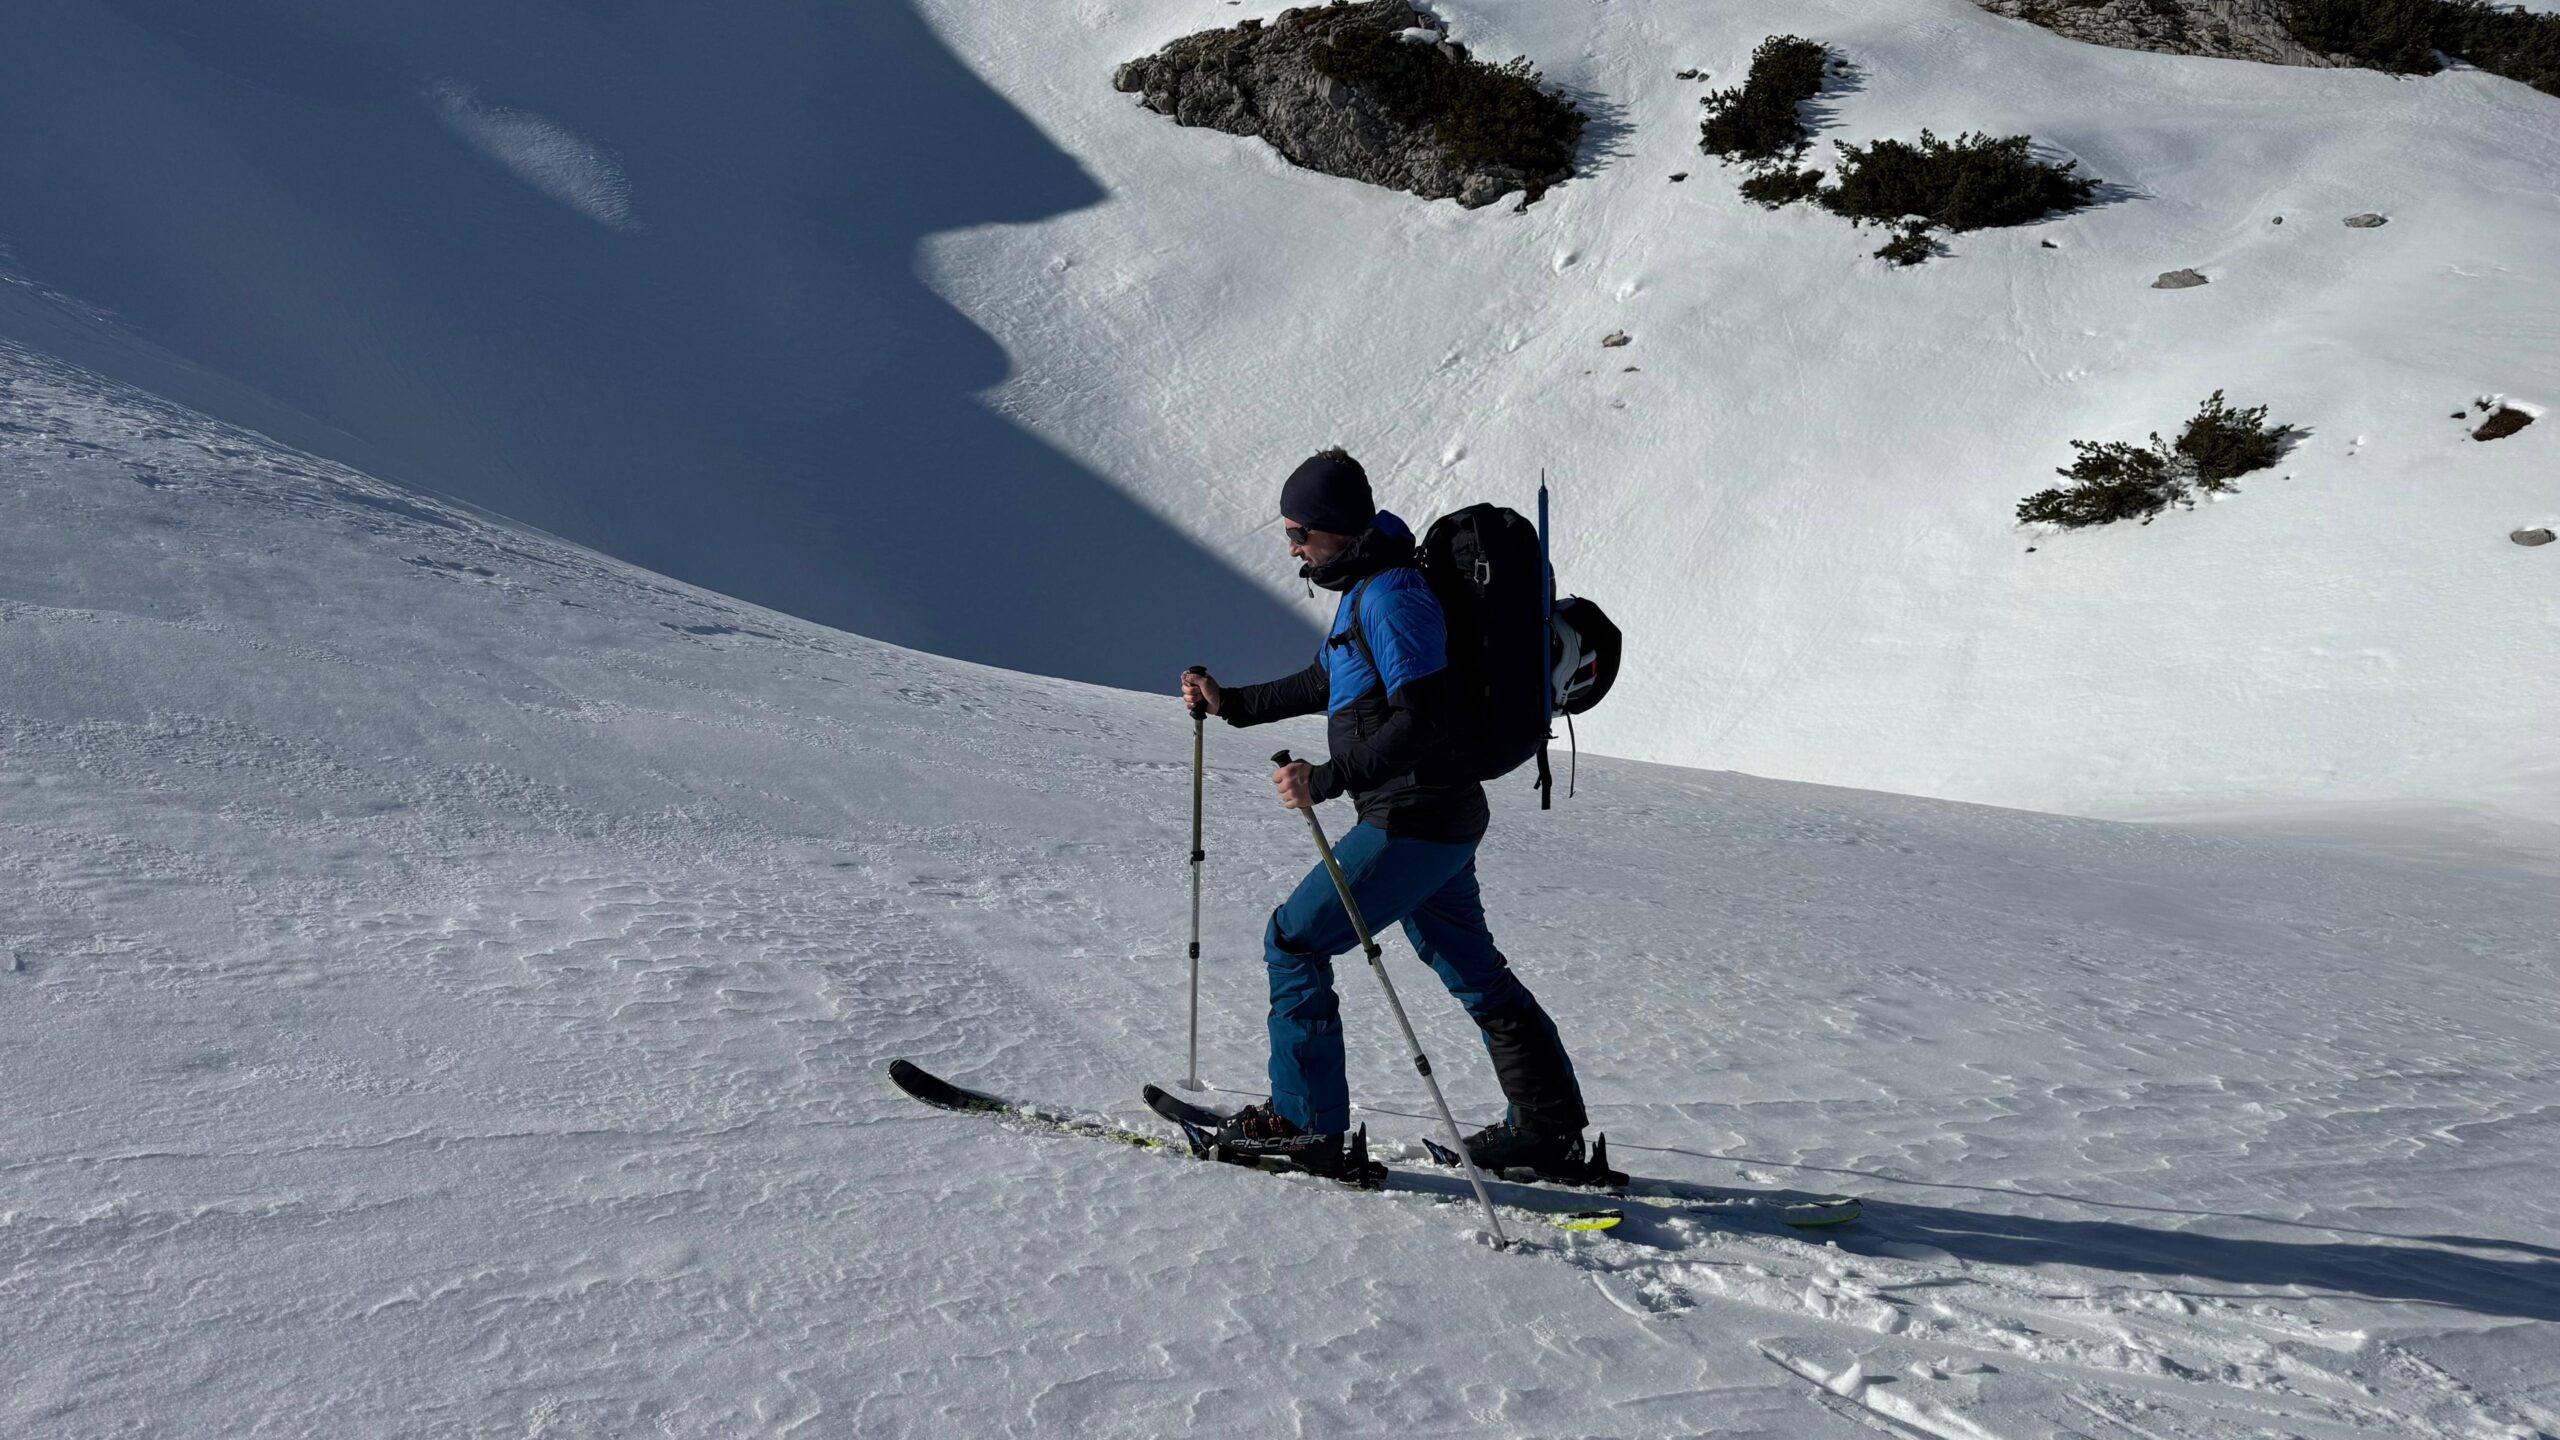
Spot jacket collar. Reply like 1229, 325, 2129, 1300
1302, 510, 1416, 594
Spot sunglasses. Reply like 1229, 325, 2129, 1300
1284, 524, 1312, 545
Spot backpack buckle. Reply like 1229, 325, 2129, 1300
1473, 558, 1491, 585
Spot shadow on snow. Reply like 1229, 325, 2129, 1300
0, 0, 1317, 689
1617, 1149, 2560, 1324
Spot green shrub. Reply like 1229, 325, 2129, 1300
2285, 0, 2443, 71
2019, 393, 2291, 529
2284, 0, 2560, 95
1737, 166, 1825, 209
1700, 36, 1830, 162
2449, 3, 2560, 93
1874, 222, 1939, 266
1310, 25, 1587, 175
1822, 130, 2097, 231
1704, 46, 2095, 268
2019, 441, 2181, 527
2175, 390, 2286, 488
1436, 57, 1587, 172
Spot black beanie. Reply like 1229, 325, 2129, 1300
1280, 450, 1376, 537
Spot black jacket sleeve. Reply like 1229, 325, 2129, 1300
1308, 666, 1452, 802
1218, 659, 1328, 728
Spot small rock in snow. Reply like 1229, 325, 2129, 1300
1669, 172, 1688, 182
2474, 406, 2535, 442
1600, 330, 1631, 348
2510, 528, 2555, 547
2345, 213, 2389, 228
2153, 268, 2210, 290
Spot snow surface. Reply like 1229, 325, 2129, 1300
5, 345, 2557, 1436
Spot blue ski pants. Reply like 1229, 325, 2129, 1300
1263, 822, 1585, 1137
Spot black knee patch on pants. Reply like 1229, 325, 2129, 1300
1475, 1002, 1587, 1137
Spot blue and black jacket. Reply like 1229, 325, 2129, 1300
1220, 512, 1490, 845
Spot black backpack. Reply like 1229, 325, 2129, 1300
1410, 503, 1620, 807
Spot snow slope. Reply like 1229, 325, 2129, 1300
915, 0, 2560, 827
7, 345, 2557, 1437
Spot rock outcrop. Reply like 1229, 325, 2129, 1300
1972, 1, 2341, 68
1112, 0, 1572, 208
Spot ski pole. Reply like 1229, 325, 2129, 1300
1182, 666, 1208, 1091
1272, 750, 1510, 1249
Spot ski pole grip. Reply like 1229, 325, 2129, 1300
1184, 664, 1208, 720
1271, 750, 1293, 767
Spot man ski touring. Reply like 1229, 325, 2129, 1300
1178, 448, 1595, 1181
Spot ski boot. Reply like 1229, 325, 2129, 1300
1460, 1122, 1629, 1188
1204, 1103, 1380, 1186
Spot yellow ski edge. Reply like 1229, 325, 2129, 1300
1548, 1210, 1624, 1232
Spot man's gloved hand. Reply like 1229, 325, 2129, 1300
1179, 669, 1222, 718
1272, 759, 1315, 811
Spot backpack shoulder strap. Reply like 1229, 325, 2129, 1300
1330, 575, 1384, 692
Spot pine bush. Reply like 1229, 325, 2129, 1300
2175, 390, 2286, 488
1874, 223, 1939, 266
2284, 0, 2560, 95
1737, 166, 1825, 209
1822, 130, 2097, 231
2018, 441, 2181, 527
1700, 36, 1830, 162
2285, 0, 2443, 71
1310, 26, 1587, 175
2020, 393, 2291, 529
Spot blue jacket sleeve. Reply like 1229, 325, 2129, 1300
1361, 580, 1450, 695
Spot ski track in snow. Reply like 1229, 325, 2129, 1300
3, 345, 2557, 1435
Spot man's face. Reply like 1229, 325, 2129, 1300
1285, 517, 1352, 568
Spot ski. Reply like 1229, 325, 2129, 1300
1145, 1082, 1861, 1230
889, 1061, 1623, 1235
891, 1059, 1171, 1148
